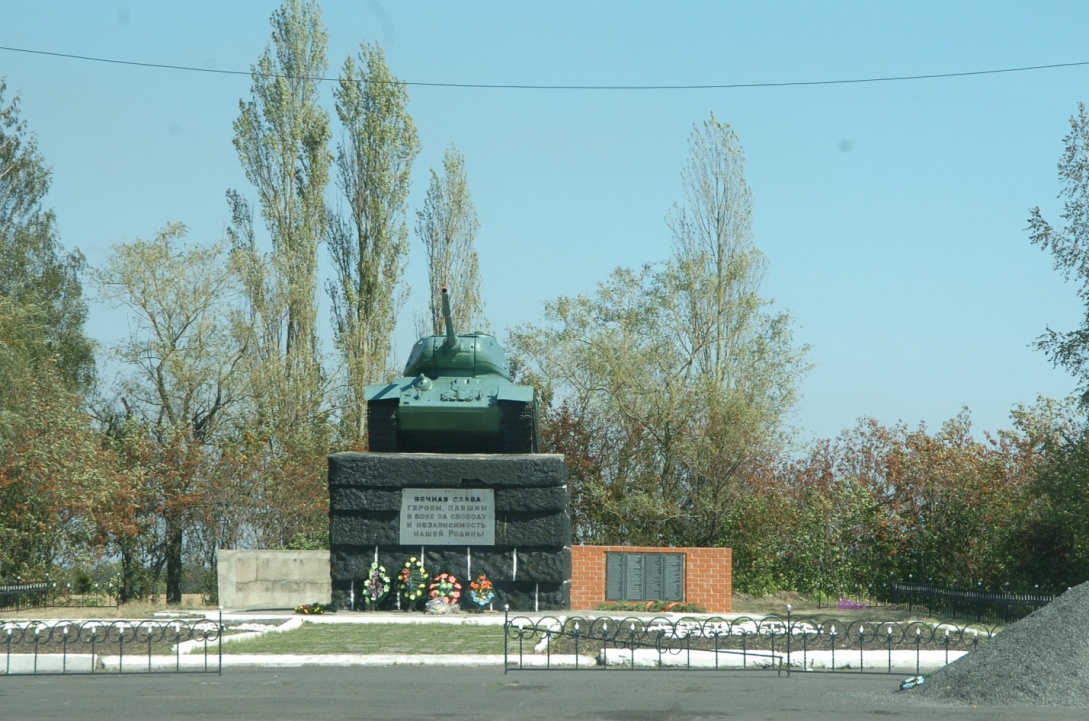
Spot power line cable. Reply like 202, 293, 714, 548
1, 43, 1087, 90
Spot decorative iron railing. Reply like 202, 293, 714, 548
881, 582, 1054, 624
503, 610, 996, 674
1, 614, 223, 676
0, 582, 119, 613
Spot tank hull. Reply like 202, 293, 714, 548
364, 289, 539, 454
365, 376, 537, 454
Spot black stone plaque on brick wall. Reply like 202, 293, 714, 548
605, 552, 684, 601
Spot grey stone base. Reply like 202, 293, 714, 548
328, 452, 570, 611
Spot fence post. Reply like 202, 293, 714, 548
502, 604, 509, 674
218, 606, 224, 676
785, 605, 792, 677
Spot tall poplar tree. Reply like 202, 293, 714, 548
510, 114, 808, 546
0, 79, 93, 391
416, 146, 486, 336
326, 41, 419, 443
96, 223, 247, 602
229, 0, 332, 436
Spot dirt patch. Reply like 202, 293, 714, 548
4, 594, 213, 620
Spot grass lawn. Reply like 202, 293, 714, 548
730, 592, 1000, 628
221, 622, 507, 655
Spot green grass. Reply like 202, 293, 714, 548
729, 592, 998, 627
220, 622, 507, 655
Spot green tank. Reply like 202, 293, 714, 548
364, 286, 539, 453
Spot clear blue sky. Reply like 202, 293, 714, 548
3, 1, 1087, 443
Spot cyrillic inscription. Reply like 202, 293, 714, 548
399, 488, 495, 545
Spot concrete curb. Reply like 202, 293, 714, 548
2, 611, 969, 672
3, 649, 963, 672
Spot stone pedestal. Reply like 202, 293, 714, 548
328, 452, 570, 611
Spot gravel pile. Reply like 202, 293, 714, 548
914, 581, 1089, 707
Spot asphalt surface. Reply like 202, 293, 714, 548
2, 666, 1085, 721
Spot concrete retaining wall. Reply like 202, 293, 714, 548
217, 549, 331, 610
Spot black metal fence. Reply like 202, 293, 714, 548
881, 582, 1055, 624
1, 615, 223, 676
0, 582, 119, 613
503, 611, 995, 675
0, 583, 49, 612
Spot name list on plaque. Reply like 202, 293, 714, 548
399, 488, 495, 546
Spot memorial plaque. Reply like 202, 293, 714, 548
644, 553, 664, 597
605, 552, 685, 601
399, 488, 495, 545
622, 553, 645, 600
605, 553, 624, 600
662, 554, 684, 600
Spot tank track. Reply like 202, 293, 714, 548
499, 400, 539, 454
366, 400, 399, 452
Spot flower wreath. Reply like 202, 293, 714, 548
399, 556, 430, 603
362, 562, 391, 606
468, 574, 495, 607
429, 573, 463, 605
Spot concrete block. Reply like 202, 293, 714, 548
217, 550, 330, 609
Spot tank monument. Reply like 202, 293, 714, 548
328, 287, 571, 610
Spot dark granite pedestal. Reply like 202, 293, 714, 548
328, 452, 570, 611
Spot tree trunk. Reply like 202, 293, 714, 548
165, 514, 183, 603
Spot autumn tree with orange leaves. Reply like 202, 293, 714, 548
0, 299, 110, 580
717, 403, 1063, 596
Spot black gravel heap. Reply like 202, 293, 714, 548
915, 581, 1089, 707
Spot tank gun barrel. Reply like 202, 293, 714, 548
440, 286, 458, 351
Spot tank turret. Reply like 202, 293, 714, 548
364, 287, 539, 453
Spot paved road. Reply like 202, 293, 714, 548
1, 666, 1083, 721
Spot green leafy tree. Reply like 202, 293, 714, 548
727, 404, 1054, 596
229, 0, 332, 438
1019, 102, 1089, 589
95, 223, 247, 602
511, 114, 808, 547
0, 78, 93, 390
1028, 102, 1089, 405
326, 40, 419, 443
0, 79, 102, 582
1017, 430, 1089, 589
0, 298, 108, 580
416, 146, 486, 336
999, 397, 1089, 590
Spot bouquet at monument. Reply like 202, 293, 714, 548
399, 556, 430, 605
362, 562, 391, 606
469, 574, 495, 607
429, 573, 463, 605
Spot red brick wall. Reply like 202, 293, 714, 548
569, 545, 732, 613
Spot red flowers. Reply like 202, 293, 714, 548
429, 573, 462, 604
